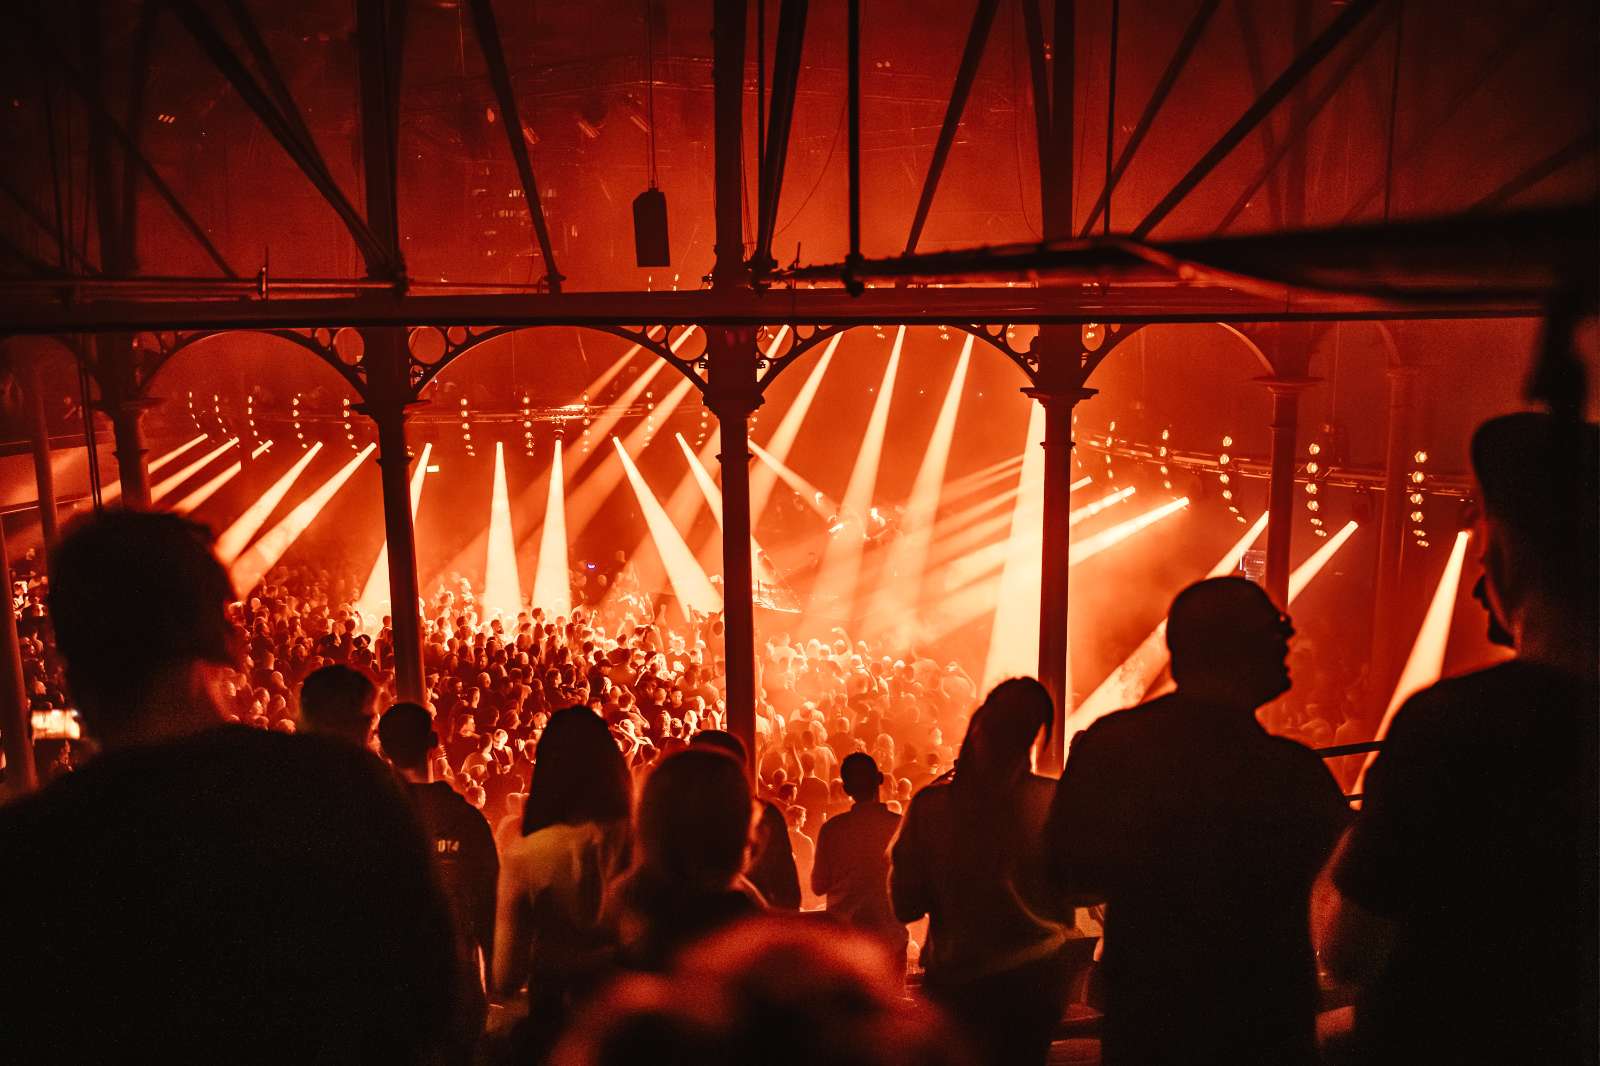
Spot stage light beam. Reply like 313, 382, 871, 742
872, 334, 971, 636
613, 437, 721, 614
811, 326, 905, 617
482, 442, 524, 621
1357, 529, 1472, 792
531, 439, 572, 618
230, 444, 375, 593
151, 438, 238, 505
170, 442, 274, 516
215, 442, 323, 565
749, 331, 841, 523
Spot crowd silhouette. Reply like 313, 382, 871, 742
0, 410, 1594, 1066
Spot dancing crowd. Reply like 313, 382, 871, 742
0, 411, 1594, 1066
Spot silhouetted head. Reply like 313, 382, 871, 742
299, 664, 378, 745
1167, 577, 1294, 709
690, 728, 748, 766
840, 752, 883, 802
1469, 412, 1599, 652
553, 915, 969, 1066
637, 747, 752, 890
377, 702, 436, 773
522, 706, 632, 835
48, 509, 238, 745
954, 677, 1052, 794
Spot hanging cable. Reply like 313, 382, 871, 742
646, 0, 659, 189
1382, 1, 1405, 221
1104, 0, 1119, 234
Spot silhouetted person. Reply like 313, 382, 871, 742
299, 662, 379, 745
692, 728, 802, 909
378, 701, 499, 1057
605, 746, 762, 971
494, 705, 632, 1060
891, 678, 1079, 1066
1322, 413, 1599, 1066
553, 915, 971, 1066
813, 752, 908, 967
0, 510, 457, 1064
1048, 577, 1347, 1066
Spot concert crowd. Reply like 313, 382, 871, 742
0, 412, 1594, 1066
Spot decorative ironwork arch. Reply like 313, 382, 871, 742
404, 322, 704, 398
130, 328, 366, 399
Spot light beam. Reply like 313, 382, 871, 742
613, 437, 721, 614
151, 438, 238, 505
749, 330, 840, 523
811, 326, 905, 617
171, 442, 272, 516
1357, 529, 1472, 791
531, 439, 572, 618
214, 442, 323, 565
230, 444, 375, 593
872, 334, 971, 637
482, 442, 524, 621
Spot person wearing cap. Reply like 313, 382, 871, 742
1321, 412, 1599, 1066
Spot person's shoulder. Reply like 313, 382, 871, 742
1386, 660, 1548, 742
1072, 698, 1169, 753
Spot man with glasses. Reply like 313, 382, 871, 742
1048, 576, 1348, 1066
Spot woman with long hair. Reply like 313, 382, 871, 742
603, 746, 764, 972
889, 677, 1081, 1066
493, 705, 632, 1059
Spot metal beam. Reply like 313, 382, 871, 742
1078, 0, 1221, 236
1471, 131, 1599, 213
466, 0, 563, 291
0, 284, 1551, 338
167, 0, 392, 275
0, 175, 98, 275
1212, 6, 1393, 235
751, 0, 809, 275
9, 10, 237, 277
1133, 0, 1385, 240
355, 0, 409, 276
1019, 0, 1052, 191
905, 0, 1002, 253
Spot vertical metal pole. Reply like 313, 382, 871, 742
22, 353, 59, 547
711, 0, 757, 773
1031, 386, 1092, 772
1262, 380, 1309, 607
364, 328, 425, 705
1368, 366, 1416, 700
708, 330, 761, 771
0, 515, 38, 794
846, 0, 861, 271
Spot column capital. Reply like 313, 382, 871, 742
1022, 385, 1098, 407
1251, 374, 1321, 395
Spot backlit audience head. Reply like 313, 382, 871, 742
47, 509, 238, 746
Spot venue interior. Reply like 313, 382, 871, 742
0, 1, 1594, 1064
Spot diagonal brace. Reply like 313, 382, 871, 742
467, 0, 563, 291
1134, 0, 1385, 240
906, 0, 1002, 253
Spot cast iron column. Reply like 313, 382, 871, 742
1261, 377, 1314, 607
0, 514, 37, 794
709, 0, 758, 773
362, 328, 426, 705
707, 328, 762, 768
22, 353, 59, 547
1028, 382, 1094, 773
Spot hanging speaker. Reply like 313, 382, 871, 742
632, 187, 670, 267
